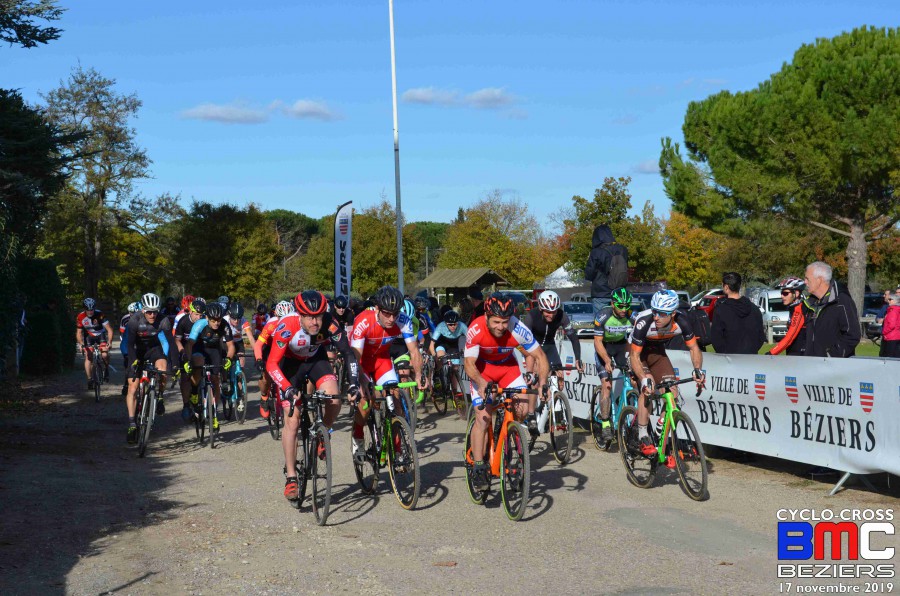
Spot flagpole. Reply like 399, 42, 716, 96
389, 0, 404, 293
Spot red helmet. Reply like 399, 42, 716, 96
484, 292, 515, 318
294, 290, 327, 316
181, 294, 195, 310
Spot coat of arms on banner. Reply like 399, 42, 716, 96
755, 373, 766, 400
785, 376, 799, 404
859, 382, 874, 414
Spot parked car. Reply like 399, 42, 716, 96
696, 294, 721, 320
562, 301, 595, 338
690, 288, 724, 308
746, 288, 790, 340
569, 292, 591, 303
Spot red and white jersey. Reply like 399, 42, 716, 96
77, 310, 108, 337
173, 309, 189, 329
464, 315, 539, 365
225, 314, 251, 340
349, 309, 416, 369
266, 313, 342, 392
253, 317, 281, 360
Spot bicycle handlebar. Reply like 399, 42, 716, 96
649, 376, 705, 399
477, 383, 538, 410
549, 363, 582, 384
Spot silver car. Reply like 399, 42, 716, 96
562, 301, 596, 338
746, 288, 790, 341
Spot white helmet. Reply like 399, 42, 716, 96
83, 297, 96, 310
275, 300, 294, 318
537, 290, 560, 312
775, 276, 804, 291
127, 302, 142, 313
650, 290, 679, 314
141, 292, 161, 311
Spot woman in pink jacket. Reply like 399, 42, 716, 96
880, 294, 900, 358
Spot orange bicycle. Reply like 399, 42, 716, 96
463, 384, 537, 521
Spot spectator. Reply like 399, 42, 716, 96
802, 261, 860, 357
584, 224, 629, 317
467, 287, 484, 324
767, 277, 807, 356
880, 293, 900, 357
875, 289, 891, 324
710, 272, 765, 354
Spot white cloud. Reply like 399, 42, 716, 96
402, 87, 459, 106
612, 113, 638, 126
403, 86, 520, 111
634, 159, 659, 175
181, 102, 269, 124
280, 99, 339, 121
463, 87, 515, 109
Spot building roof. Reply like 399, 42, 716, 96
418, 268, 508, 289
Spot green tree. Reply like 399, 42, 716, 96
0, 0, 63, 48
562, 177, 632, 273
661, 26, 900, 313
42, 65, 151, 298
266, 209, 320, 296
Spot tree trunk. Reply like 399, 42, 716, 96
846, 217, 867, 319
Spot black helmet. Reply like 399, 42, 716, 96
374, 285, 404, 313
228, 302, 244, 319
414, 296, 430, 311
256, 303, 267, 314
190, 299, 207, 314
484, 292, 515, 318
294, 290, 327, 316
165, 296, 176, 305
444, 310, 460, 324
206, 302, 225, 319
334, 295, 349, 309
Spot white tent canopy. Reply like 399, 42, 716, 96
542, 265, 583, 289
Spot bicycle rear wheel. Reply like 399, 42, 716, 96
432, 368, 448, 415
671, 410, 709, 501
617, 405, 656, 488
207, 389, 216, 448
463, 415, 489, 505
93, 355, 102, 403
137, 381, 152, 457
311, 424, 333, 524
388, 416, 419, 510
500, 421, 530, 521
236, 372, 247, 424
353, 415, 379, 495
589, 388, 607, 451
549, 392, 573, 464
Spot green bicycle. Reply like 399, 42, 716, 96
617, 377, 709, 501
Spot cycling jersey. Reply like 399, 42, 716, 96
432, 320, 467, 353
162, 305, 180, 328
266, 312, 359, 394
629, 309, 696, 351
350, 310, 416, 384
464, 315, 539, 364
769, 301, 807, 356
253, 317, 281, 360
225, 314, 251, 341
252, 313, 270, 337
77, 310, 109, 338
524, 309, 581, 360
119, 314, 130, 355
188, 317, 233, 352
126, 312, 171, 360
593, 306, 637, 343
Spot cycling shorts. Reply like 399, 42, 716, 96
469, 360, 526, 402
361, 357, 399, 388
281, 356, 336, 393
231, 338, 245, 355
129, 346, 167, 379
85, 332, 109, 347
596, 342, 628, 380
636, 343, 676, 385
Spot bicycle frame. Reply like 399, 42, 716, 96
607, 367, 637, 427
646, 377, 700, 465
540, 364, 580, 433
470, 387, 534, 478
370, 381, 417, 462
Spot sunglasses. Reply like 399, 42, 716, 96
781, 290, 793, 296
652, 309, 672, 317
447, 322, 458, 327
208, 317, 222, 323
144, 310, 159, 315
381, 310, 400, 319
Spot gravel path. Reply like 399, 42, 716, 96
1, 364, 896, 595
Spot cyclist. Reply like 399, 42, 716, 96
76, 297, 114, 391
225, 302, 254, 372
522, 290, 583, 435
766, 277, 807, 356
252, 303, 269, 339
331, 295, 355, 333
124, 293, 171, 443
173, 298, 206, 422
429, 309, 467, 397
184, 301, 235, 434
389, 299, 429, 403
464, 293, 549, 490
162, 296, 180, 328
629, 290, 705, 457
255, 300, 294, 418
266, 291, 360, 501
119, 301, 142, 396
592, 287, 638, 443
349, 286, 425, 461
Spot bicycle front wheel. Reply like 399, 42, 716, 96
500, 421, 530, 521
207, 389, 216, 449
617, 405, 656, 489
267, 388, 281, 440
388, 415, 419, 510
93, 356, 102, 403
311, 424, 333, 524
432, 369, 448, 415
236, 372, 247, 424
589, 388, 607, 451
463, 415, 489, 504
549, 392, 573, 464
671, 410, 709, 501
353, 416, 379, 495
137, 381, 152, 457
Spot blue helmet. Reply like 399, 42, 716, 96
650, 290, 679, 314
402, 299, 415, 320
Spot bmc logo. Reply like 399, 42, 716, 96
778, 522, 895, 560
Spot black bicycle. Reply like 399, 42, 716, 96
86, 342, 109, 403
284, 390, 338, 525
135, 362, 165, 458
193, 363, 222, 448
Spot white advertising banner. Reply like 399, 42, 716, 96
333, 201, 352, 297
556, 339, 900, 476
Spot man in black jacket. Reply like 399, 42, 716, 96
584, 224, 628, 317
710, 272, 765, 354
802, 261, 860, 357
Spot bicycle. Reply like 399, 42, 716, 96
389, 359, 418, 432
463, 385, 537, 521
265, 382, 284, 440
284, 390, 338, 525
192, 363, 222, 448
433, 354, 467, 418
617, 377, 709, 501
135, 362, 165, 458
532, 364, 579, 464
221, 358, 248, 424
86, 342, 108, 403
351, 380, 420, 510
589, 362, 638, 451
416, 349, 434, 410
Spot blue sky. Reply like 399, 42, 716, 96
3, 1, 896, 228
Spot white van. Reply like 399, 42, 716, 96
747, 288, 790, 341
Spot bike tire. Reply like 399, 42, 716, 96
549, 391, 574, 464
589, 388, 606, 451
236, 372, 247, 424
387, 415, 419, 510
432, 369, 448, 415
222, 389, 234, 421
311, 424, 333, 524
500, 421, 530, 521
617, 405, 656, 489
449, 370, 466, 419
671, 410, 709, 501
397, 388, 416, 433
137, 381, 151, 457
353, 415, 380, 495
267, 387, 281, 441
206, 389, 215, 448
463, 415, 489, 505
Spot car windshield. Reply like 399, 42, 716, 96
564, 303, 593, 315
863, 295, 883, 310
768, 301, 789, 312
